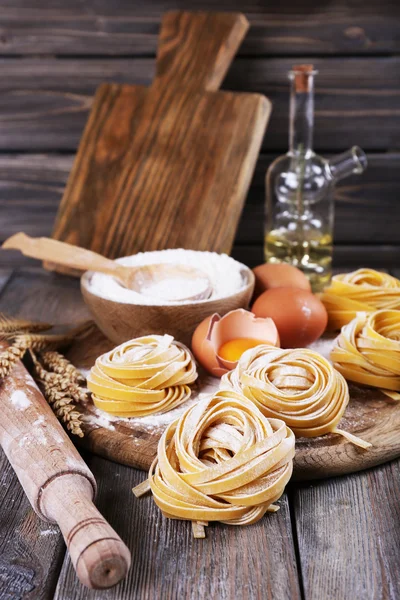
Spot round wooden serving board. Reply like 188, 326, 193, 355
67, 327, 400, 481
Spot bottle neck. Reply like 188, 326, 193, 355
288, 67, 315, 158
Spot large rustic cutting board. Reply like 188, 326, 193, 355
67, 327, 400, 481
46, 11, 271, 275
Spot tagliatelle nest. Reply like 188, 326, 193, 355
321, 268, 400, 330
331, 309, 400, 400
221, 345, 371, 449
87, 335, 198, 417
134, 390, 295, 538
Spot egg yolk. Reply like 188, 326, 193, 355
218, 338, 266, 362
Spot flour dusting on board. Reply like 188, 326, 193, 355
82, 410, 116, 431
87, 250, 246, 305
84, 393, 211, 433
308, 335, 338, 361
40, 527, 58, 537
10, 390, 31, 410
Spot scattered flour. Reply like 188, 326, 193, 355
49, 428, 65, 445
40, 528, 58, 537
308, 335, 338, 361
18, 416, 65, 448
65, 455, 84, 470
79, 368, 91, 379
19, 428, 47, 447
84, 393, 212, 433
86, 249, 247, 306
33, 428, 48, 446
10, 390, 31, 410
25, 374, 40, 391
82, 409, 115, 431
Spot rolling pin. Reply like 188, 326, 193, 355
0, 347, 131, 589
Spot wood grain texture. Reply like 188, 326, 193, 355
0, 268, 90, 324
54, 455, 301, 600
0, 267, 300, 600
1, 0, 399, 56
80, 266, 254, 346
3, 233, 215, 303
237, 154, 400, 246
0, 269, 129, 595
1, 244, 400, 272
0, 350, 131, 590
0, 2, 399, 598
1, 244, 399, 272
231, 244, 400, 269
50, 85, 268, 259
0, 267, 12, 292
293, 460, 400, 599
48, 12, 269, 268
0, 449, 66, 600
0, 56, 399, 152
0, 153, 399, 250
63, 327, 400, 480
76, 375, 400, 479
0, 269, 67, 600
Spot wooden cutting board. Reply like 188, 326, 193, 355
67, 327, 400, 481
46, 11, 271, 275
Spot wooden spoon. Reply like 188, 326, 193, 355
3, 233, 213, 302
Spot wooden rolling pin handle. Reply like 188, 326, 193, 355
40, 474, 131, 589
0, 350, 131, 589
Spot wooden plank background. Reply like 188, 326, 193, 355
0, 0, 398, 267
0, 4, 400, 599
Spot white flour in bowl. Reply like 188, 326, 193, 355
87, 249, 247, 305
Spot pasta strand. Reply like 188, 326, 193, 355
331, 310, 400, 400
87, 335, 197, 417
134, 391, 295, 537
321, 269, 400, 330
221, 345, 370, 448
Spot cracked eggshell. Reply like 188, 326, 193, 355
191, 309, 280, 378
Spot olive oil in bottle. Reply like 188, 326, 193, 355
265, 230, 333, 290
265, 64, 367, 292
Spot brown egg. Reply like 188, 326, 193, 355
251, 288, 327, 348
191, 309, 280, 377
253, 263, 311, 300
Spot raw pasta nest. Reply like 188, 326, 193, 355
87, 335, 197, 417
331, 310, 400, 400
134, 390, 295, 538
221, 345, 370, 448
321, 268, 400, 330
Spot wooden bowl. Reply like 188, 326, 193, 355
81, 264, 255, 346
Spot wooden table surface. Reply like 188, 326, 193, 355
1, 266, 400, 600
1, 1, 400, 598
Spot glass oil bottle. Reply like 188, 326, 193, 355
265, 65, 368, 291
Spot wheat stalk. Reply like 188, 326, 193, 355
0, 334, 62, 379
0, 319, 95, 381
54, 404, 84, 437
0, 343, 27, 378
40, 350, 85, 384
0, 313, 52, 334
30, 351, 86, 437
0, 316, 92, 437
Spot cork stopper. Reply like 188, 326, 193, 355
292, 64, 315, 93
